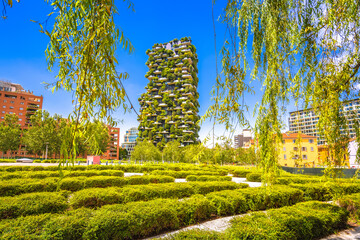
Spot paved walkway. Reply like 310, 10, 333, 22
321, 226, 360, 240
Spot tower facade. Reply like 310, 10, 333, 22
138, 37, 200, 147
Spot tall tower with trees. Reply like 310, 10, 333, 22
138, 37, 200, 148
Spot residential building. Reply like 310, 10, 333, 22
121, 127, 138, 157
349, 139, 360, 168
318, 144, 350, 167
234, 129, 252, 148
101, 127, 120, 160
138, 37, 200, 147
288, 99, 360, 145
0, 80, 43, 127
279, 132, 318, 167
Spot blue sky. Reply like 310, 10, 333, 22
0, 0, 294, 145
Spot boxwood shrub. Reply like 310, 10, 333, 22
246, 172, 262, 182
226, 201, 349, 240
186, 175, 232, 182
0, 192, 68, 219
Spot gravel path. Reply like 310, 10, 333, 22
320, 226, 360, 240
146, 213, 248, 239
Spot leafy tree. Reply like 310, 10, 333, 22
22, 110, 59, 157
163, 141, 183, 162
119, 147, 128, 160
0, 114, 21, 158
131, 140, 161, 161
206, 0, 360, 183
84, 121, 110, 156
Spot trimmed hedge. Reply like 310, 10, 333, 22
0, 175, 175, 197
151, 170, 227, 178
69, 181, 247, 209
246, 172, 262, 182
160, 229, 223, 240
232, 169, 252, 177
337, 193, 360, 221
0, 185, 306, 239
0, 192, 68, 219
226, 201, 349, 240
186, 175, 232, 182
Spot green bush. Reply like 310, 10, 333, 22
70, 181, 244, 209
151, 170, 226, 178
0, 192, 68, 219
185, 175, 232, 182
337, 193, 360, 221
232, 169, 252, 177
226, 201, 349, 240
160, 229, 223, 240
246, 172, 262, 182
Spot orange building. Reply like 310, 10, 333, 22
101, 127, 120, 160
0, 81, 43, 127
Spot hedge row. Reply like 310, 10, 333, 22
227, 201, 348, 239
165, 202, 349, 240
246, 172, 262, 182
289, 182, 360, 201
0, 175, 174, 197
0, 192, 68, 220
151, 170, 227, 178
337, 193, 360, 221
0, 170, 125, 180
0, 163, 226, 174
232, 169, 253, 177
185, 175, 232, 182
0, 186, 306, 239
70, 181, 247, 209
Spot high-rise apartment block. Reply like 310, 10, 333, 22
102, 127, 120, 160
234, 129, 252, 148
0, 81, 43, 127
121, 127, 138, 156
138, 37, 200, 147
289, 99, 360, 145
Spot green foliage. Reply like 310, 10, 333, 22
186, 175, 232, 182
69, 181, 243, 209
163, 141, 183, 162
0, 114, 21, 158
151, 170, 227, 178
226, 201, 349, 240
131, 140, 161, 161
246, 172, 262, 182
0, 192, 68, 219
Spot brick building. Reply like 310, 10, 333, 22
0, 80, 43, 127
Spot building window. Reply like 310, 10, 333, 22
293, 147, 298, 151
20, 102, 24, 105
311, 147, 314, 151
1, 111, 4, 113
309, 139, 314, 143
283, 147, 286, 151
3, 100, 6, 103
302, 147, 307, 151
9, 112, 13, 114
282, 140, 285, 144
284, 154, 287, 159
19, 113, 23, 116
9, 106, 14, 109
10, 101, 14, 104
19, 118, 22, 121
19, 108, 23, 110
293, 140, 296, 143
303, 155, 307, 159
2, 106, 5, 108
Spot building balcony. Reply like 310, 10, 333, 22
162, 54, 168, 57
161, 131, 169, 134
154, 70, 161, 74
156, 83, 162, 86
168, 81, 175, 85
159, 77, 167, 81
182, 49, 190, 52
182, 41, 191, 45
176, 62, 184, 66
155, 46, 162, 50
148, 51, 155, 55
168, 121, 175, 124
154, 55, 161, 59
182, 74, 192, 79
159, 103, 167, 107
183, 130, 193, 133
145, 100, 153, 104
155, 122, 162, 125
169, 93, 175, 97
155, 59, 162, 63
184, 140, 194, 143
181, 70, 188, 73
154, 95, 162, 99
149, 63, 158, 68
179, 97, 187, 100
148, 75, 155, 79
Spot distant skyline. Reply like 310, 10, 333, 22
0, 0, 295, 146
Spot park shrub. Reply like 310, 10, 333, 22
232, 169, 252, 177
69, 181, 244, 209
160, 229, 223, 240
0, 192, 68, 219
185, 175, 232, 182
337, 193, 360, 222
246, 172, 262, 182
151, 170, 225, 178
275, 176, 322, 185
226, 201, 349, 240
0, 175, 175, 197
0, 159, 17, 163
